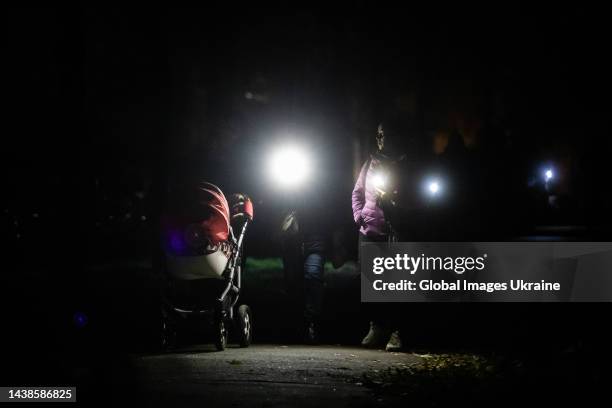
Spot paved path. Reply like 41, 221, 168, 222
130, 344, 422, 407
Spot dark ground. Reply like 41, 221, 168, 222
2, 257, 611, 406
128, 344, 421, 407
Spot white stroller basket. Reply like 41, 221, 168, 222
165, 245, 230, 280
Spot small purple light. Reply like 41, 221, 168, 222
169, 231, 185, 252
73, 312, 88, 328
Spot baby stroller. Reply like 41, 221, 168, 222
159, 182, 253, 351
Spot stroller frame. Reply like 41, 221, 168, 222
160, 218, 252, 351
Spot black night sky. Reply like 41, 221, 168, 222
3, 4, 612, 406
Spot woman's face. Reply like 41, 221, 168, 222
376, 124, 385, 151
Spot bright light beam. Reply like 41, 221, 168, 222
268, 144, 312, 189
423, 177, 443, 198
544, 168, 554, 182
372, 173, 386, 189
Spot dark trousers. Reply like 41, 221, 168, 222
282, 238, 325, 324
359, 233, 399, 330
303, 252, 325, 323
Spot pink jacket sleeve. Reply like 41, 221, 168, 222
352, 160, 369, 225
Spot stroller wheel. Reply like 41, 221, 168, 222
160, 311, 176, 351
214, 319, 227, 351
236, 305, 253, 348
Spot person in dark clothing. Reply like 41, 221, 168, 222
301, 214, 327, 340
280, 203, 328, 343
278, 146, 332, 344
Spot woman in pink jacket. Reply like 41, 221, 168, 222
352, 122, 403, 351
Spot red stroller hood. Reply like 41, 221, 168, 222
197, 182, 230, 245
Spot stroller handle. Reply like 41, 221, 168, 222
218, 218, 250, 303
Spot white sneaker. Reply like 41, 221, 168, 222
385, 330, 402, 352
361, 321, 387, 348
